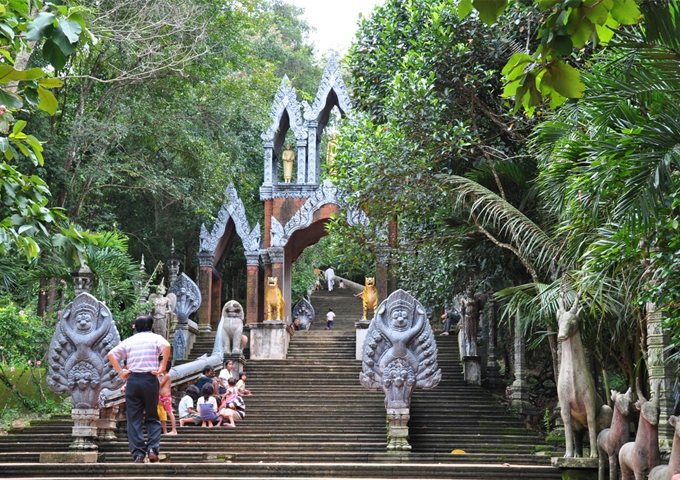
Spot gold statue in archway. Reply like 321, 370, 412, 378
282, 143, 295, 183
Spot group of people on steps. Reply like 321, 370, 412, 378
107, 317, 252, 463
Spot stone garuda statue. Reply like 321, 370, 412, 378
360, 289, 441, 451
47, 292, 125, 450
292, 296, 314, 330
47, 292, 124, 408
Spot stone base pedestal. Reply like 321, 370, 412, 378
462, 355, 481, 386
551, 457, 598, 480
40, 452, 98, 463
249, 322, 288, 360
355, 320, 371, 360
386, 408, 411, 452
511, 380, 534, 414
70, 408, 99, 451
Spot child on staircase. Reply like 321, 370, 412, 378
197, 384, 220, 427
159, 365, 177, 435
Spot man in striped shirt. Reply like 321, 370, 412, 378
108, 315, 171, 463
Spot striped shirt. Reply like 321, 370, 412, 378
108, 331, 170, 373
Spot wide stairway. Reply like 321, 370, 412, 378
0, 288, 561, 479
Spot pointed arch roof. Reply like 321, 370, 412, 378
304, 54, 353, 122
261, 75, 307, 143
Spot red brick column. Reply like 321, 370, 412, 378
245, 252, 260, 324
210, 275, 222, 330
197, 253, 214, 332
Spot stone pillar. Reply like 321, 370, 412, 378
511, 312, 532, 413
196, 253, 214, 333
167, 239, 180, 288
210, 275, 222, 331
97, 405, 119, 442
486, 297, 504, 389
72, 263, 95, 295
263, 141, 274, 186
375, 245, 390, 303
647, 301, 675, 450
245, 252, 260, 325
355, 320, 370, 360
307, 121, 318, 184
70, 408, 99, 451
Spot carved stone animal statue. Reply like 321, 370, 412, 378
648, 415, 680, 480
557, 292, 612, 458
619, 380, 661, 480
265, 276, 285, 321
360, 277, 379, 321
597, 388, 634, 480
220, 300, 247, 355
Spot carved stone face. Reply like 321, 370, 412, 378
389, 306, 410, 331
75, 311, 96, 334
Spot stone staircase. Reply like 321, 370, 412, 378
0, 288, 561, 479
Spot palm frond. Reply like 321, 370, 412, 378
439, 174, 560, 277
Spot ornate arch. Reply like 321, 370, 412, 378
262, 75, 307, 147
303, 55, 353, 122
199, 184, 261, 259
270, 179, 369, 247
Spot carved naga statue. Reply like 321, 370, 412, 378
557, 290, 612, 458
292, 296, 315, 330
168, 273, 202, 360
649, 414, 680, 480
619, 380, 661, 480
217, 300, 248, 355
360, 289, 441, 451
597, 388, 634, 480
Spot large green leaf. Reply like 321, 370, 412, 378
42, 39, 67, 71
0, 66, 43, 84
610, 0, 640, 25
26, 12, 56, 42
458, 0, 473, 18
58, 18, 82, 43
0, 88, 22, 109
52, 26, 78, 56
472, 0, 507, 26
546, 61, 585, 98
37, 87, 58, 115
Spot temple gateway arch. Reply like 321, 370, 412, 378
196, 55, 395, 336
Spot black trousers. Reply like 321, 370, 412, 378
125, 372, 161, 458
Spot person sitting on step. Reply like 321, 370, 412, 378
178, 385, 201, 427
220, 394, 246, 428
236, 372, 251, 396
197, 384, 220, 428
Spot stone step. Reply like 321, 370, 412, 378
0, 462, 562, 479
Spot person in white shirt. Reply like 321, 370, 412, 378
178, 385, 201, 426
325, 267, 335, 291
326, 308, 335, 330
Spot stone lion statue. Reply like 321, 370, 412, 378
220, 300, 248, 355
355, 277, 379, 321
265, 276, 285, 321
